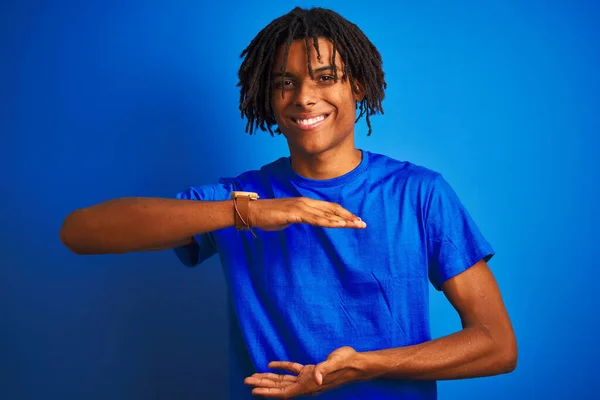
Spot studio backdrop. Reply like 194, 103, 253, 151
1, 0, 598, 399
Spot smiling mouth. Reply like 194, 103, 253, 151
290, 114, 330, 130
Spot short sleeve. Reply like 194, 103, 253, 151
425, 174, 495, 290
173, 179, 236, 267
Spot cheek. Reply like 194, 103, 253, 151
335, 98, 357, 120
270, 93, 288, 119
331, 88, 357, 115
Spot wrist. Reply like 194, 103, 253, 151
354, 351, 386, 381
231, 191, 259, 231
247, 199, 257, 227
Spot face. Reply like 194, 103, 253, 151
270, 38, 364, 156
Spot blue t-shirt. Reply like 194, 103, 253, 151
174, 150, 494, 400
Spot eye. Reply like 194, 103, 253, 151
318, 75, 335, 84
274, 79, 294, 89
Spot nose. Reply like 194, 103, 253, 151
293, 81, 318, 107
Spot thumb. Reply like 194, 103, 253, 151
314, 359, 340, 386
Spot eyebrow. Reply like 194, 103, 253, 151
271, 65, 336, 79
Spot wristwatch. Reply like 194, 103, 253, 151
231, 191, 259, 230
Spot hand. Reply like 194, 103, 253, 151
248, 198, 367, 231
244, 346, 366, 398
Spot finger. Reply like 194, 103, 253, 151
319, 368, 353, 387
314, 358, 347, 386
301, 204, 347, 222
305, 199, 366, 226
251, 387, 287, 398
323, 200, 361, 221
314, 363, 329, 386
303, 206, 366, 229
245, 373, 296, 384
252, 385, 303, 399
298, 213, 348, 228
268, 361, 304, 374
342, 218, 367, 229
294, 203, 348, 225
297, 211, 367, 229
315, 371, 323, 386
244, 376, 294, 389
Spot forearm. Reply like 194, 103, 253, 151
60, 197, 234, 254
358, 326, 517, 381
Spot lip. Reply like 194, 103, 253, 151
288, 113, 331, 131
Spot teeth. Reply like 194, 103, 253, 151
295, 115, 326, 125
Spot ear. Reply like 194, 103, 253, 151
352, 79, 366, 102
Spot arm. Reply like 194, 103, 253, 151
59, 197, 235, 255
244, 259, 517, 399
357, 259, 518, 380
59, 197, 365, 255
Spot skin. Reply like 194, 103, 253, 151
270, 38, 365, 180
243, 39, 518, 398
58, 40, 367, 254
58, 33, 517, 399
59, 197, 365, 255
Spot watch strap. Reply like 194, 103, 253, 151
234, 195, 251, 230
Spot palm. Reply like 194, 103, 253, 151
244, 347, 361, 398
291, 364, 319, 390
244, 363, 320, 398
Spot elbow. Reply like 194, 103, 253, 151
59, 212, 76, 250
495, 333, 518, 374
479, 324, 518, 375
59, 209, 90, 255
501, 341, 518, 373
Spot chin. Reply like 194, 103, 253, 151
288, 139, 334, 156
280, 125, 349, 156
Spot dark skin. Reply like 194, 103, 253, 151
270, 38, 365, 180
58, 38, 367, 254
245, 260, 517, 398
243, 38, 517, 398
58, 40, 368, 256
58, 33, 516, 399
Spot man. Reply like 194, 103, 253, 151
60, 7, 517, 399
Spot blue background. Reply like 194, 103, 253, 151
1, 0, 599, 399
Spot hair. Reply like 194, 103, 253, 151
237, 7, 386, 136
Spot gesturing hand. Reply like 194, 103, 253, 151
248, 198, 367, 231
244, 346, 366, 398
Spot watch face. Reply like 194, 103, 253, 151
231, 191, 259, 200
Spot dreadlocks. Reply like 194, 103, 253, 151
237, 7, 386, 136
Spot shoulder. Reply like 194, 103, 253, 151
227, 156, 289, 188
365, 151, 442, 188
177, 157, 287, 201
206, 156, 290, 199
233, 157, 288, 181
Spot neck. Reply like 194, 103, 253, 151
289, 143, 363, 180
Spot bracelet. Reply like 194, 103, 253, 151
233, 197, 257, 238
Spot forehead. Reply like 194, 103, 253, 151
272, 37, 340, 71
